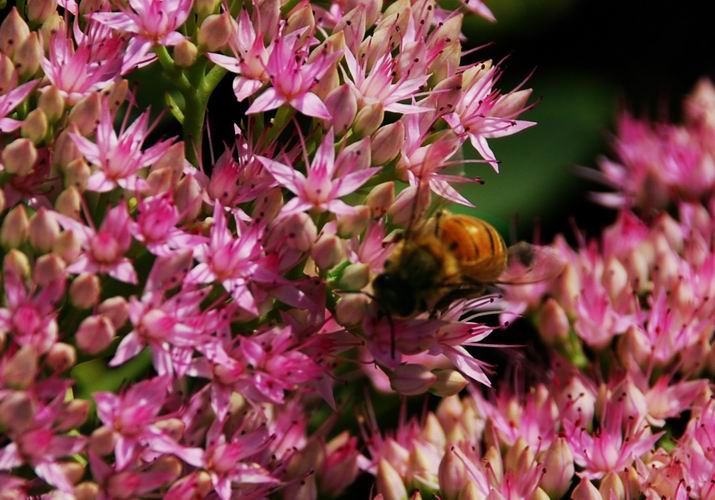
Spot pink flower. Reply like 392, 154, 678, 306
41, 27, 124, 104
0, 80, 39, 133
208, 11, 270, 101
54, 202, 138, 284
246, 34, 339, 119
70, 102, 174, 193
344, 49, 431, 114
257, 129, 380, 216
132, 193, 205, 256
444, 64, 535, 171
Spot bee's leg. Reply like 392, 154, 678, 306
434, 210, 444, 236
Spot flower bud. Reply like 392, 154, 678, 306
336, 205, 370, 237
438, 447, 468, 500
420, 412, 446, 449
1, 204, 29, 248
504, 437, 531, 474
337, 262, 370, 291
0, 190, 4, 214
539, 437, 573, 498
98, 296, 130, 329
599, 472, 625, 500
0, 55, 14, 97
53, 228, 82, 263
55, 186, 81, 219
70, 273, 101, 309
175, 175, 203, 222
353, 103, 384, 137
76, 315, 115, 354
107, 79, 130, 113
616, 324, 650, 372
366, 181, 395, 218
335, 137, 371, 175
311, 234, 344, 270
147, 249, 194, 292
28, 208, 60, 252
0, 390, 35, 433
75, 482, 100, 500
554, 263, 581, 314
59, 462, 85, 485
602, 257, 628, 301
3, 346, 38, 389
21, 108, 48, 144
174, 39, 198, 67
571, 477, 602, 500
620, 379, 647, 424
531, 488, 550, 500
2, 138, 37, 176
39, 15, 65, 51
0, 8, 30, 57
559, 376, 596, 427
33, 253, 66, 286
325, 85, 357, 134
286, 1, 315, 41
146, 165, 174, 194
27, 0, 58, 23
68, 92, 101, 133
458, 481, 483, 500
335, 294, 369, 325
57, 399, 90, 431
251, 187, 283, 224
430, 369, 468, 397
537, 298, 569, 345
90, 426, 116, 456
3, 249, 30, 278
46, 342, 76, 373
376, 459, 407, 500
283, 212, 318, 252
390, 364, 436, 395
198, 13, 231, 51
53, 129, 81, 169
14, 32, 42, 79
371, 121, 404, 165
284, 475, 317, 500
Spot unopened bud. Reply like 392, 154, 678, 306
353, 103, 384, 137
74, 482, 100, 500
504, 437, 531, 474
1, 204, 29, 248
56, 399, 89, 432
147, 249, 194, 292
107, 80, 130, 113
251, 187, 283, 224
376, 459, 407, 500
0, 190, 4, 214
0, 390, 36, 433
311, 234, 344, 270
537, 298, 569, 345
559, 376, 596, 427
63, 158, 91, 190
46, 342, 76, 373
431, 369, 468, 397
33, 254, 65, 286
390, 364, 436, 395
39, 15, 65, 52
175, 175, 203, 222
58, 462, 85, 486
55, 186, 81, 219
21, 108, 48, 144
198, 13, 231, 51
337, 262, 370, 291
14, 32, 42, 79
420, 412, 446, 449
286, 1, 315, 40
336, 205, 370, 237
366, 181, 395, 218
438, 447, 468, 500
325, 84, 357, 134
389, 186, 431, 226
335, 294, 370, 326
335, 138, 371, 175
98, 296, 130, 329
70, 273, 101, 309
572, 477, 602, 500
53, 129, 81, 169
28, 208, 60, 252
282, 212, 318, 251
2, 138, 37, 176
53, 228, 82, 263
27, 0, 57, 23
68, 92, 101, 132
174, 39, 198, 67
76, 314, 115, 354
602, 257, 628, 300
598, 472, 625, 500
616, 324, 650, 371
371, 121, 404, 165
90, 426, 116, 456
0, 54, 14, 94
3, 249, 30, 277
0, 8, 30, 57
3, 346, 38, 389
458, 481, 483, 500
539, 437, 573, 498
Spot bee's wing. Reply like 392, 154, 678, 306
496, 242, 566, 285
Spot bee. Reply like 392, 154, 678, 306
372, 211, 562, 317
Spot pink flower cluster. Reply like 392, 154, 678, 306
0, 0, 536, 497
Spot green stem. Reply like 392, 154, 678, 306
154, 46, 192, 94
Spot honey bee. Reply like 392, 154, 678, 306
372, 211, 562, 317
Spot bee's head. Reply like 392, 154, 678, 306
373, 272, 416, 317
